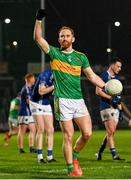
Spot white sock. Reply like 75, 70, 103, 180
47, 155, 53, 160
38, 154, 43, 160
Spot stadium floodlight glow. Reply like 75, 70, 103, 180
12, 41, 18, 46
114, 21, 120, 27
4, 18, 11, 24
106, 48, 112, 53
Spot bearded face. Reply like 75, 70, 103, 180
60, 40, 72, 49
58, 29, 75, 50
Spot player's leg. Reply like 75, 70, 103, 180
72, 115, 92, 176
95, 135, 107, 160
104, 119, 123, 160
10, 126, 18, 135
17, 124, 27, 153
97, 108, 118, 160
9, 119, 18, 136
73, 99, 92, 153
30, 101, 46, 162
74, 115, 92, 153
28, 121, 36, 153
4, 131, 10, 145
4, 121, 12, 144
44, 114, 56, 162
67, 99, 91, 176
123, 114, 131, 127
55, 97, 82, 176
60, 120, 76, 175
129, 119, 131, 127
33, 114, 45, 163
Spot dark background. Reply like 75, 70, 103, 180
0, 0, 131, 129
0, 0, 131, 75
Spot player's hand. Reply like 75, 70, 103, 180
111, 95, 121, 108
119, 110, 124, 121
36, 9, 46, 20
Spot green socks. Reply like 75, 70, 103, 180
67, 149, 79, 174
67, 163, 74, 173
73, 149, 79, 160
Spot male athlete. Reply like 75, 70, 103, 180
30, 69, 56, 163
4, 93, 21, 145
95, 57, 124, 160
33, 9, 105, 177
18, 73, 36, 153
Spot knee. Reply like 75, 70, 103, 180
82, 131, 92, 141
18, 130, 25, 136
46, 127, 54, 135
37, 126, 44, 134
30, 127, 36, 134
107, 130, 114, 137
29, 130, 35, 136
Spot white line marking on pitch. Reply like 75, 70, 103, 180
39, 165, 131, 173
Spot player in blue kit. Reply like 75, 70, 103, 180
95, 57, 124, 160
18, 73, 37, 153
30, 69, 56, 163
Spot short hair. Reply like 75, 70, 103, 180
24, 73, 34, 80
110, 57, 122, 65
58, 26, 75, 36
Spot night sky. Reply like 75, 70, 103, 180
0, 0, 131, 77
45, 0, 131, 72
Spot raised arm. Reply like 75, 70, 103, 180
33, 9, 49, 53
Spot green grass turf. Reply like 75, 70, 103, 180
0, 129, 131, 179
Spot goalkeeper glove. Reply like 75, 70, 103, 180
111, 95, 121, 108
119, 110, 124, 121
36, 9, 46, 20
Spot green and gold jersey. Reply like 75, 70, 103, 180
9, 97, 20, 119
48, 45, 90, 99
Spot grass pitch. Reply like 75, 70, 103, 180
0, 129, 131, 179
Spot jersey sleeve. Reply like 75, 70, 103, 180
81, 54, 90, 68
39, 74, 47, 86
39, 71, 53, 87
47, 45, 59, 61
100, 71, 108, 83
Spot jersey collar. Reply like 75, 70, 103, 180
61, 49, 74, 54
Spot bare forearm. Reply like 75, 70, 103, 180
96, 87, 111, 100
89, 74, 105, 89
33, 20, 49, 53
33, 20, 43, 42
83, 67, 105, 89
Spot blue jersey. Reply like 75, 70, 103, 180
99, 71, 120, 111
18, 85, 33, 116
31, 69, 53, 105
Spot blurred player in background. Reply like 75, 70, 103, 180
121, 102, 131, 127
95, 57, 124, 160
17, 73, 37, 153
4, 93, 21, 145
33, 9, 105, 177
30, 69, 56, 163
